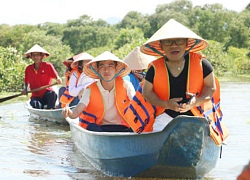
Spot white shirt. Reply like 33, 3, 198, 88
68, 71, 96, 97
80, 79, 135, 125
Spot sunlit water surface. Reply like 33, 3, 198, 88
0, 81, 249, 180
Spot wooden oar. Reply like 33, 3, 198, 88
0, 82, 58, 103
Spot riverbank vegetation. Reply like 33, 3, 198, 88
0, 0, 249, 92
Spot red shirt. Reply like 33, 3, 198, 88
25, 62, 58, 98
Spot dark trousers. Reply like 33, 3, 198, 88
30, 90, 57, 109
86, 123, 133, 132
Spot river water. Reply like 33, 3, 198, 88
0, 81, 249, 180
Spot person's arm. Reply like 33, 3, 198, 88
62, 87, 90, 118
68, 71, 78, 96
48, 62, 62, 84
56, 76, 62, 84
69, 74, 95, 97
21, 68, 29, 95
142, 80, 182, 112
62, 102, 86, 119
179, 72, 216, 113
194, 72, 216, 105
124, 79, 135, 100
78, 88, 85, 100
21, 83, 28, 95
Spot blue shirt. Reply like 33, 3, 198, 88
123, 72, 140, 91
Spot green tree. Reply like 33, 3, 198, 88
225, 10, 250, 49
62, 25, 117, 55
38, 22, 65, 37
189, 4, 236, 44
227, 46, 250, 74
0, 46, 28, 92
0, 24, 38, 50
202, 40, 228, 76
117, 11, 151, 38
113, 28, 145, 50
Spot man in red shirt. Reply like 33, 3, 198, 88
21, 44, 62, 109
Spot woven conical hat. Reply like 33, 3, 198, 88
123, 47, 156, 70
24, 44, 50, 58
140, 19, 208, 56
84, 51, 131, 79
63, 57, 74, 70
71, 52, 94, 68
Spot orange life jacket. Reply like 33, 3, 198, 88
78, 76, 130, 129
124, 52, 228, 146
123, 53, 202, 133
124, 81, 157, 133
59, 69, 81, 108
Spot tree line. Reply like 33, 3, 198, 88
0, 0, 249, 92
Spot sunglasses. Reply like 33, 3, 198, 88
161, 39, 186, 46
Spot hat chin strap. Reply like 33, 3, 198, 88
146, 40, 200, 61
145, 44, 166, 58
90, 65, 125, 82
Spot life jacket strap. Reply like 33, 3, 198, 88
82, 111, 97, 121
62, 93, 74, 100
198, 98, 225, 137
127, 104, 147, 133
137, 86, 157, 118
79, 117, 91, 125
79, 111, 98, 127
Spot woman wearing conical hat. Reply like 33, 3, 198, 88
62, 51, 135, 132
58, 52, 96, 108
123, 46, 155, 90
21, 44, 62, 109
140, 19, 222, 132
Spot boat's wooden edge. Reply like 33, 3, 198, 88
66, 115, 210, 137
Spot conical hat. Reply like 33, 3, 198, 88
63, 57, 74, 70
24, 44, 50, 58
123, 46, 156, 70
140, 19, 208, 56
71, 52, 94, 68
84, 51, 131, 79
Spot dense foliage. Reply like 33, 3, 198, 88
0, 0, 249, 92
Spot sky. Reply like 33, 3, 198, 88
0, 0, 249, 25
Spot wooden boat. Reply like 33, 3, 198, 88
25, 102, 74, 125
67, 115, 220, 178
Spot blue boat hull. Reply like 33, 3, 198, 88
25, 102, 75, 125
67, 115, 219, 178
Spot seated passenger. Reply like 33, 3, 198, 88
62, 51, 135, 132
59, 52, 95, 108
58, 56, 75, 108
21, 44, 62, 109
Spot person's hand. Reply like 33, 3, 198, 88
21, 89, 28, 95
179, 92, 197, 113
62, 107, 72, 118
179, 103, 192, 113
56, 77, 62, 84
166, 98, 182, 112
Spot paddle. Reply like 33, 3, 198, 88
0, 82, 58, 103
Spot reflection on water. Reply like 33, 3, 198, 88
0, 81, 250, 180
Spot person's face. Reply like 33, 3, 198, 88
31, 52, 43, 61
97, 60, 116, 81
160, 38, 187, 61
